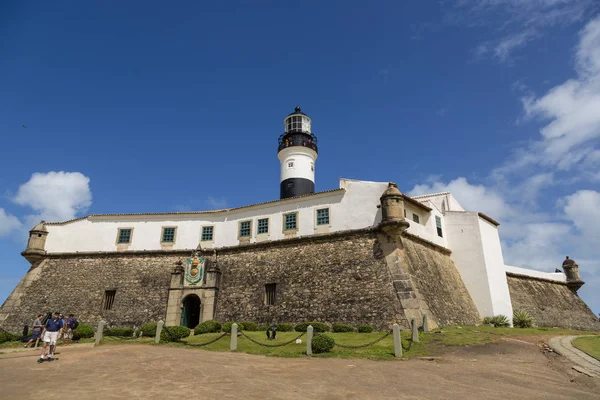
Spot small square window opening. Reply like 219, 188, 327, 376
412, 213, 420, 224
201, 226, 214, 241
162, 227, 176, 243
316, 208, 329, 225
117, 229, 132, 244
257, 218, 269, 234
239, 221, 251, 237
284, 213, 297, 230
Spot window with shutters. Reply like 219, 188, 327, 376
103, 290, 116, 311
436, 216, 443, 237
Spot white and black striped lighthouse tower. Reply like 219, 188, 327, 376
278, 106, 319, 199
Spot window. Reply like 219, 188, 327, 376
201, 226, 214, 241
103, 290, 116, 311
404, 209, 407, 218
161, 227, 176, 243
265, 283, 276, 305
316, 208, 329, 225
412, 213, 420, 224
436, 216, 443, 238
287, 161, 294, 169
257, 218, 269, 234
284, 213, 297, 231
117, 228, 132, 244
311, 163, 314, 172
239, 220, 251, 237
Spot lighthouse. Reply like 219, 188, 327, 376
277, 106, 319, 199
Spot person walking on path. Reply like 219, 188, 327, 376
38, 312, 63, 363
61, 314, 75, 346
24, 314, 44, 348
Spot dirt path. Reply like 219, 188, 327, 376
0, 339, 598, 399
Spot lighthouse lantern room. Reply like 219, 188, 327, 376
277, 106, 319, 199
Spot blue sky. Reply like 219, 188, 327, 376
1, 1, 599, 314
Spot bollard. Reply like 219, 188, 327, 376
95, 320, 105, 346
230, 323, 238, 351
393, 323, 402, 358
306, 325, 313, 356
422, 314, 429, 333
411, 318, 419, 343
155, 320, 164, 344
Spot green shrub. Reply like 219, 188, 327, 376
257, 324, 270, 331
104, 327, 134, 337
194, 320, 221, 335
140, 322, 157, 337
490, 315, 510, 328
222, 322, 244, 333
239, 321, 258, 331
160, 326, 191, 342
276, 323, 294, 332
295, 322, 330, 333
73, 324, 94, 340
311, 334, 335, 354
513, 309, 534, 328
357, 324, 374, 333
332, 323, 354, 333
0, 332, 20, 343
482, 317, 494, 325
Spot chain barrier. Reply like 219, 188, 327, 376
314, 330, 393, 349
162, 325, 229, 347
239, 330, 305, 347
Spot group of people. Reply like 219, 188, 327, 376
23, 312, 77, 363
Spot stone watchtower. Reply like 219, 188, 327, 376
562, 256, 584, 292
21, 221, 48, 266
379, 183, 410, 238
277, 106, 319, 199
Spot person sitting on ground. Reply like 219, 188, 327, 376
38, 311, 63, 363
24, 314, 44, 348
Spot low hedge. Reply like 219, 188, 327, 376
239, 321, 258, 331
276, 323, 295, 332
295, 322, 330, 333
357, 324, 374, 333
312, 335, 335, 354
0, 332, 20, 344
73, 324, 94, 340
160, 326, 191, 342
222, 322, 244, 333
194, 320, 221, 335
104, 327, 134, 337
140, 322, 157, 337
332, 323, 354, 333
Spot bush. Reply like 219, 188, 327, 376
222, 322, 244, 333
276, 323, 294, 332
482, 317, 494, 325
104, 327, 134, 337
160, 326, 191, 342
513, 309, 534, 328
311, 334, 335, 354
489, 315, 510, 328
295, 322, 330, 333
357, 324, 374, 333
140, 322, 157, 337
0, 332, 20, 344
332, 323, 354, 333
73, 324, 94, 340
194, 320, 221, 335
239, 321, 258, 331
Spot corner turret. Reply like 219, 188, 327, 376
21, 221, 48, 265
562, 256, 584, 292
378, 183, 410, 237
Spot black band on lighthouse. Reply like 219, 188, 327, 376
280, 178, 314, 199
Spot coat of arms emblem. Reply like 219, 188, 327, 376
185, 253, 204, 285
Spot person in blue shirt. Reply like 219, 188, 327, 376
38, 311, 63, 363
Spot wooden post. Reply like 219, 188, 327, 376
155, 320, 164, 344
393, 323, 402, 358
230, 323, 238, 351
306, 325, 313, 356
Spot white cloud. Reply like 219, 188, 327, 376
563, 190, 600, 238
206, 196, 228, 210
409, 177, 511, 220
0, 208, 21, 237
494, 30, 536, 62
13, 171, 92, 222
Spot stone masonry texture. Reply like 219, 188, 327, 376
507, 274, 600, 331
2, 228, 478, 332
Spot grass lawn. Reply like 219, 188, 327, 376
573, 336, 600, 361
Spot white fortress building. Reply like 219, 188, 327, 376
2, 107, 598, 332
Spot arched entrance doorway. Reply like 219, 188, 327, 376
181, 294, 201, 328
